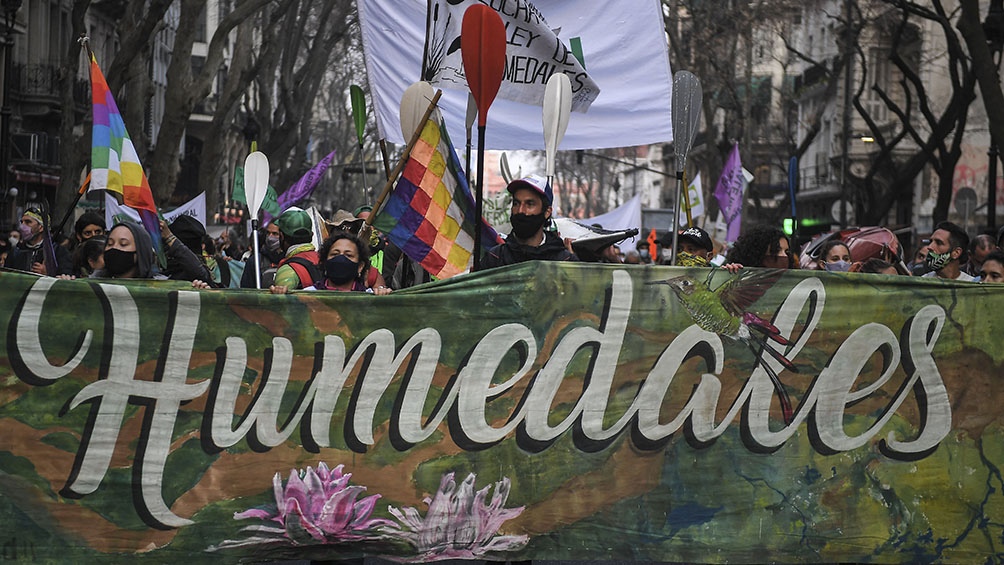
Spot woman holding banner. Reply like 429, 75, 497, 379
92, 222, 158, 279
314, 232, 392, 295
726, 225, 797, 270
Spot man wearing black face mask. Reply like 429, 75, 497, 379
482, 174, 576, 269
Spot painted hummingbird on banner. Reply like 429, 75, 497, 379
650, 269, 798, 424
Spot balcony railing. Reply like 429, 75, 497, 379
11, 63, 91, 108
799, 163, 835, 193
10, 132, 60, 165
12, 64, 57, 98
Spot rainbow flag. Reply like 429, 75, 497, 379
88, 53, 162, 251
373, 111, 499, 279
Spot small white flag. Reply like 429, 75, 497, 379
679, 172, 704, 226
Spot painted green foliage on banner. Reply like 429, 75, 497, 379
0, 263, 1003, 563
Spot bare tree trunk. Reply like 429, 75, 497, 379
958, 0, 1004, 151
54, 0, 92, 218
196, 18, 255, 214
147, 0, 275, 202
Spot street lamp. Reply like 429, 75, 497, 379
984, 0, 1004, 231
0, 0, 21, 221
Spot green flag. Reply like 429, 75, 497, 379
231, 166, 279, 216
232, 167, 246, 203
261, 185, 280, 216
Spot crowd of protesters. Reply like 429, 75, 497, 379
3, 175, 1004, 289
585, 212, 1004, 284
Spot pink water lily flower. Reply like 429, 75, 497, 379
230, 462, 395, 546
385, 472, 528, 561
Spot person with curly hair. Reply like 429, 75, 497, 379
725, 224, 795, 269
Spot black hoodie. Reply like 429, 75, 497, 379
482, 230, 576, 269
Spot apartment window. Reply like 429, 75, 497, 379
194, 1, 207, 43
864, 47, 891, 123
191, 55, 205, 77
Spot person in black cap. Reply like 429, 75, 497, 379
663, 226, 714, 266
482, 174, 576, 269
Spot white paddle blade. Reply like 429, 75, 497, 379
499, 152, 513, 184
465, 92, 478, 132
672, 71, 703, 173
244, 151, 270, 218
400, 81, 436, 141
543, 73, 572, 178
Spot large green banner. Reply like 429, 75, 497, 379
1, 263, 1001, 563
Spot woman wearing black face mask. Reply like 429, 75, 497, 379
92, 221, 157, 279
309, 232, 391, 295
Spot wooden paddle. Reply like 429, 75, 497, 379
669, 71, 702, 266
244, 150, 270, 289
543, 72, 572, 187
499, 152, 513, 184
461, 4, 506, 271
53, 172, 92, 239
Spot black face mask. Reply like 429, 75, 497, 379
104, 248, 137, 277
324, 255, 360, 284
510, 212, 547, 240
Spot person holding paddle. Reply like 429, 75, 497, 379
481, 175, 576, 269
269, 208, 322, 293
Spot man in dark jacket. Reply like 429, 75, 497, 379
161, 215, 218, 285
482, 174, 576, 269
4, 206, 73, 275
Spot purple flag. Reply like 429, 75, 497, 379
264, 150, 337, 223
713, 143, 745, 242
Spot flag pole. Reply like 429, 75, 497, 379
39, 197, 59, 276
366, 89, 443, 227
379, 139, 391, 180
52, 34, 96, 240
53, 172, 92, 238
682, 170, 693, 228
